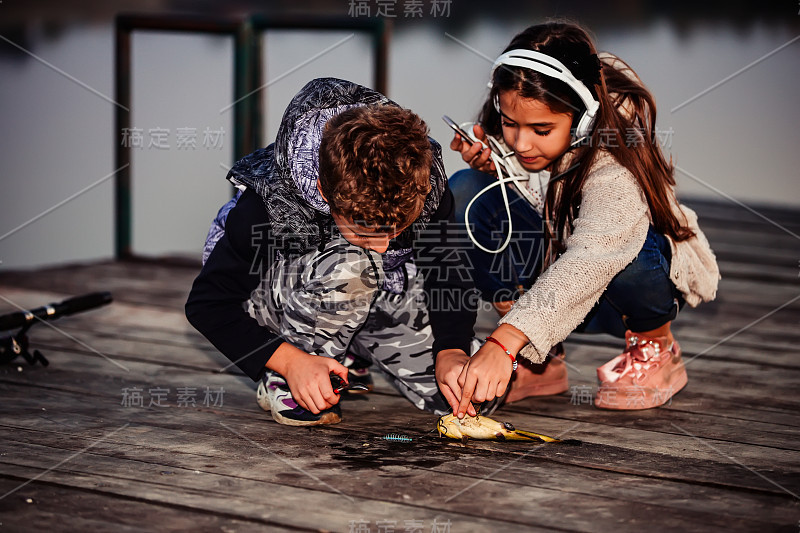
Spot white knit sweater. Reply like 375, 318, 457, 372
499, 150, 720, 364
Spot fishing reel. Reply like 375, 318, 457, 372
0, 324, 49, 366
0, 291, 112, 367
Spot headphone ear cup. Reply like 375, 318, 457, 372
574, 111, 594, 139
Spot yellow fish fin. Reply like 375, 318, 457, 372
512, 429, 561, 443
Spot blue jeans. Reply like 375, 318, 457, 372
449, 169, 682, 338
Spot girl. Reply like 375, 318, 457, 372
435, 22, 719, 417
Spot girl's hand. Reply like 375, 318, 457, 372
455, 343, 513, 418
267, 343, 348, 414
435, 349, 477, 417
449, 123, 496, 174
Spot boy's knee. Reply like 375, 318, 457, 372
311, 240, 383, 303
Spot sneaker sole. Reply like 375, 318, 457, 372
256, 380, 271, 412
595, 363, 688, 410
271, 409, 342, 426
256, 381, 342, 426
347, 368, 374, 394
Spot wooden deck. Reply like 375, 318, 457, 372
0, 200, 798, 532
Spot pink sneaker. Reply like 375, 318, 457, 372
505, 344, 569, 404
594, 331, 687, 410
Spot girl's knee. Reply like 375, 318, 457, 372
449, 169, 496, 210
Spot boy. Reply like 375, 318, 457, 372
186, 78, 477, 426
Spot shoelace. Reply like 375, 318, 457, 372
611, 335, 672, 382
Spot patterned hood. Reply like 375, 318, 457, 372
225, 77, 447, 292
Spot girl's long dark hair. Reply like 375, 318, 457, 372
478, 22, 694, 263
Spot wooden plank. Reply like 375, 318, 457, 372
0, 286, 195, 335
0, 261, 198, 310
4, 311, 799, 437
0, 464, 522, 533
2, 403, 798, 531
0, 478, 285, 532
682, 199, 800, 229
2, 290, 797, 446
2, 358, 799, 480
0, 420, 796, 532
2, 346, 798, 529
562, 332, 800, 371
3, 281, 797, 378
5, 324, 800, 422
552, 341, 800, 412
13, 311, 798, 389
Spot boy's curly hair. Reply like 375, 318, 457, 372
318, 105, 432, 230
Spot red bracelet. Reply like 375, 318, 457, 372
485, 336, 517, 371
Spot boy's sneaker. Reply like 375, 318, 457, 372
595, 331, 687, 410
342, 353, 374, 393
256, 370, 342, 426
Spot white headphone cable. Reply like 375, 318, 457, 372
462, 133, 586, 254
463, 136, 533, 254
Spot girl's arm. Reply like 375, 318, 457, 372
500, 154, 651, 363
454, 154, 651, 411
455, 324, 529, 418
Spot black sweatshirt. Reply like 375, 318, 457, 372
185, 187, 477, 381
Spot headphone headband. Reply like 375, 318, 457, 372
489, 49, 600, 138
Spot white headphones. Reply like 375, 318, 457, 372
489, 49, 600, 139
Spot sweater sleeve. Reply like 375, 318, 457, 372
499, 154, 650, 363
414, 185, 478, 357
185, 189, 283, 381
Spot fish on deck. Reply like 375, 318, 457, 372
437, 413, 577, 444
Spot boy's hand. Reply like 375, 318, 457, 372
449, 123, 495, 174
435, 349, 476, 417
455, 345, 513, 419
283, 353, 348, 413
267, 343, 348, 414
